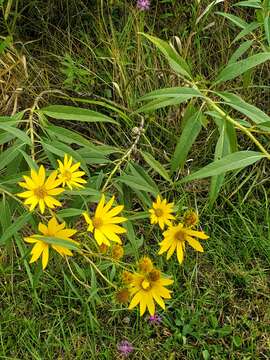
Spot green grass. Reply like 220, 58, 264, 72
0, 198, 269, 359
1, 0, 270, 359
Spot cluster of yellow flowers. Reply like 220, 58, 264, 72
16, 154, 209, 317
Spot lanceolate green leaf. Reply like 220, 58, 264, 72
217, 91, 270, 126
137, 86, 202, 113
40, 105, 118, 124
0, 212, 32, 245
209, 124, 232, 205
32, 236, 80, 251
0, 123, 32, 145
264, 15, 270, 46
215, 52, 270, 84
170, 110, 203, 173
232, 22, 260, 44
228, 40, 254, 65
234, 1, 262, 8
140, 33, 192, 79
180, 151, 265, 182
215, 12, 248, 28
141, 151, 171, 182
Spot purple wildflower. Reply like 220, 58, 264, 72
149, 314, 162, 325
117, 340, 134, 357
137, 0, 150, 11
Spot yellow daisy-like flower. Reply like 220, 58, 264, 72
57, 154, 87, 189
128, 259, 174, 316
17, 165, 64, 214
83, 194, 127, 247
158, 223, 209, 264
149, 195, 175, 230
24, 217, 78, 270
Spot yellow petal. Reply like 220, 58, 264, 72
128, 292, 141, 310
176, 242, 184, 264
95, 194, 106, 217
94, 229, 110, 246
39, 199, 45, 214
186, 236, 204, 252
186, 229, 209, 240
42, 245, 49, 269
38, 222, 48, 235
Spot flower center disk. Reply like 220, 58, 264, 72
63, 170, 72, 180
154, 208, 163, 217
93, 217, 103, 229
175, 230, 185, 242
34, 186, 47, 199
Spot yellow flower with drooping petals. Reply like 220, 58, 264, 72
149, 195, 175, 230
83, 194, 127, 247
57, 154, 87, 189
17, 165, 64, 213
24, 217, 78, 270
127, 259, 173, 316
158, 223, 209, 264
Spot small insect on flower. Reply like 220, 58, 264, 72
158, 223, 209, 264
57, 154, 87, 189
128, 258, 173, 316
18, 165, 64, 214
83, 194, 127, 247
149, 195, 175, 230
183, 209, 199, 227
117, 340, 134, 357
24, 217, 78, 270
137, 0, 150, 11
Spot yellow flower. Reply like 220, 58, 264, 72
111, 244, 124, 260
57, 154, 87, 189
122, 271, 134, 284
158, 223, 209, 264
17, 165, 64, 214
128, 261, 173, 316
138, 256, 153, 273
24, 217, 78, 270
115, 288, 130, 304
183, 210, 199, 227
149, 195, 175, 230
83, 194, 127, 247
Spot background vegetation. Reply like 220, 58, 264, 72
0, 0, 270, 359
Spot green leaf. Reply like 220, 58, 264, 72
57, 208, 84, 218
215, 52, 270, 84
180, 151, 265, 182
0, 142, 25, 171
136, 97, 191, 113
32, 236, 80, 251
234, 1, 262, 8
141, 151, 171, 182
118, 175, 158, 195
170, 110, 202, 173
0, 212, 32, 245
0, 123, 32, 145
139, 87, 202, 101
18, 149, 38, 170
264, 15, 270, 46
41, 139, 90, 176
217, 91, 270, 126
215, 12, 248, 28
228, 40, 254, 65
40, 105, 118, 124
209, 123, 232, 205
232, 22, 260, 44
140, 33, 192, 79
